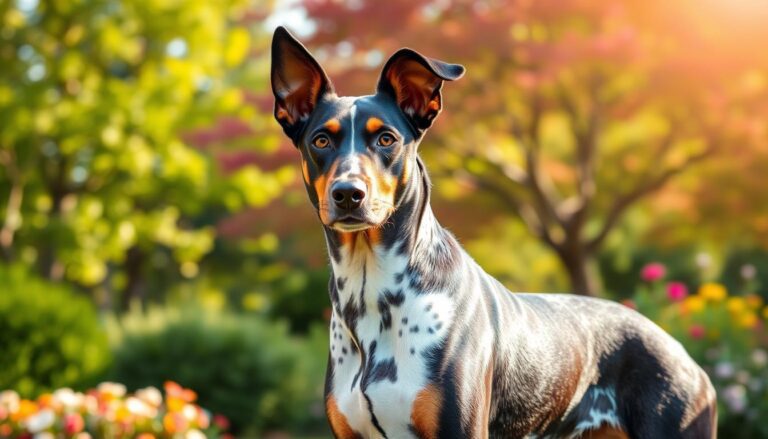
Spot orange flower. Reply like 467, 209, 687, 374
11, 399, 38, 422
36, 393, 54, 409
163, 412, 188, 434
136, 434, 156, 439
745, 294, 763, 310
166, 396, 185, 413
737, 312, 758, 329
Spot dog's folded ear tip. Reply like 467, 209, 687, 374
443, 63, 466, 80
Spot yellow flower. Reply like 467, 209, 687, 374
698, 282, 727, 302
737, 312, 758, 329
727, 297, 747, 314
746, 294, 763, 310
683, 295, 706, 314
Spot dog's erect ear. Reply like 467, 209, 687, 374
377, 49, 465, 134
271, 26, 334, 142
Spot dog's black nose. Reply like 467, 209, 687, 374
331, 180, 367, 210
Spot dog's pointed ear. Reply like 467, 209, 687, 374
377, 49, 464, 133
271, 26, 334, 142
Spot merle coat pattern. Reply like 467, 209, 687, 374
270, 26, 717, 439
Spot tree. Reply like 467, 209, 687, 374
292, 0, 768, 295
0, 0, 292, 308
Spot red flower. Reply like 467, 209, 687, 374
641, 262, 667, 282
666, 282, 688, 302
213, 414, 230, 430
689, 324, 706, 340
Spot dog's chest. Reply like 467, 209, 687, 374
328, 244, 455, 437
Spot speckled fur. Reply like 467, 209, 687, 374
270, 26, 717, 439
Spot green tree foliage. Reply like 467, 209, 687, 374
0, 0, 292, 308
0, 265, 110, 397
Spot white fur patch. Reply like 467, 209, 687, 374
329, 237, 455, 437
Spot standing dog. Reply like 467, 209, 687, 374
270, 26, 716, 438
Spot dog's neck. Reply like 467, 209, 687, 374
321, 157, 461, 334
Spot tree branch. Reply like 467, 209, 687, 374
587, 143, 717, 252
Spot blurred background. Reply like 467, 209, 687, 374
1, 0, 768, 437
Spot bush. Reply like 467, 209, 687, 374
106, 306, 327, 435
0, 265, 111, 397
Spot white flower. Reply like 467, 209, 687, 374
0, 390, 20, 412
135, 386, 163, 408
182, 403, 198, 422
125, 396, 156, 418
33, 433, 55, 439
53, 388, 83, 410
74, 433, 93, 439
695, 252, 712, 269
751, 349, 768, 367
722, 384, 747, 414
740, 264, 757, 280
185, 429, 207, 439
97, 382, 126, 398
736, 371, 751, 385
714, 362, 734, 379
25, 408, 55, 433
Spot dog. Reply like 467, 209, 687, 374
270, 26, 716, 439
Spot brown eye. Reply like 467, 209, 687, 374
312, 135, 330, 149
377, 133, 395, 147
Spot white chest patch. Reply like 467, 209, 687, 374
328, 238, 456, 437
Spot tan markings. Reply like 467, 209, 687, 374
580, 425, 629, 439
427, 99, 440, 111
379, 173, 397, 202
301, 160, 310, 184
411, 384, 442, 439
479, 363, 493, 439
401, 159, 410, 185
339, 231, 358, 248
365, 117, 384, 133
315, 161, 338, 223
276, 108, 292, 123
365, 227, 381, 247
324, 118, 341, 133
326, 396, 360, 439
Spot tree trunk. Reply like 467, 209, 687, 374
556, 246, 601, 296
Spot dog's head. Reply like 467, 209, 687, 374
270, 27, 464, 232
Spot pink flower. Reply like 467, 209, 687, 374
64, 412, 85, 435
666, 282, 689, 302
689, 324, 706, 340
641, 262, 667, 282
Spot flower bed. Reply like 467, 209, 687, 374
628, 262, 768, 437
0, 381, 230, 439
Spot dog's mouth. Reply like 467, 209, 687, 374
331, 215, 374, 232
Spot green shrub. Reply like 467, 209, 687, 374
106, 306, 327, 435
0, 265, 111, 397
